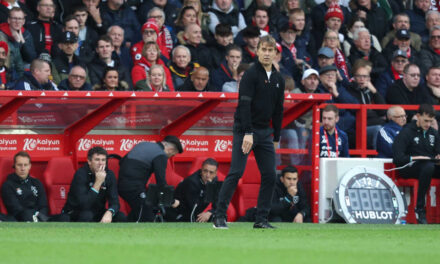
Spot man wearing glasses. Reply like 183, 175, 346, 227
376, 106, 407, 158
419, 26, 440, 75
375, 49, 409, 98
58, 65, 92, 91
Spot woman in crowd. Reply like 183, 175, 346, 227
322, 30, 350, 80
93, 67, 129, 91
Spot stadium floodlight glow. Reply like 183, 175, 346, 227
333, 166, 407, 224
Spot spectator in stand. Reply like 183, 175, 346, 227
168, 45, 200, 88
209, 23, 234, 70
137, 0, 179, 28
211, 44, 242, 91
147, 7, 174, 59
419, 26, 440, 75
425, 66, 440, 105
322, 30, 350, 81
183, 0, 210, 31
1, 151, 51, 222
406, 0, 430, 36
88, 35, 131, 88
0, 0, 34, 24
240, 26, 260, 64
177, 23, 211, 68
278, 22, 300, 82
61, 146, 126, 222
288, 8, 316, 61
72, 5, 99, 64
348, 0, 389, 42
280, 0, 301, 16
81, 0, 107, 35
317, 3, 344, 47
131, 41, 174, 91
208, 0, 247, 38
381, 13, 422, 52
392, 104, 440, 224
107, 25, 133, 70
177, 66, 215, 92
93, 66, 129, 91
144, 64, 172, 92
376, 105, 407, 158
174, 6, 197, 34
51, 31, 87, 85
13, 58, 57, 90
420, 11, 440, 44
317, 65, 357, 142
315, 47, 350, 87
170, 158, 219, 222
375, 49, 409, 98
58, 65, 92, 90
100, 0, 141, 47
348, 28, 387, 82
244, 0, 286, 31
319, 104, 350, 158
26, 0, 62, 56
222, 63, 250, 92
311, 0, 351, 48
0, 7, 36, 80
250, 6, 277, 38
346, 60, 386, 149
382, 29, 419, 63
132, 19, 170, 63
343, 17, 381, 57
269, 166, 310, 223
386, 64, 429, 119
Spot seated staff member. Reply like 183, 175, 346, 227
319, 104, 349, 158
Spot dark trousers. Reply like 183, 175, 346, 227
216, 127, 277, 223
119, 190, 155, 222
400, 160, 440, 209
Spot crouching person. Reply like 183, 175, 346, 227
62, 146, 126, 222
269, 166, 310, 223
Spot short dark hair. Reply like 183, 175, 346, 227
417, 104, 436, 117
242, 26, 260, 38
63, 14, 78, 27
97, 35, 113, 46
163, 135, 183, 153
237, 63, 250, 75
282, 166, 298, 177
14, 151, 31, 164
254, 6, 269, 17
87, 146, 108, 161
202, 158, 218, 168
72, 5, 88, 14
403, 63, 418, 74
323, 104, 339, 116
226, 44, 242, 56
215, 23, 232, 37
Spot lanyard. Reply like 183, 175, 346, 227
324, 128, 338, 158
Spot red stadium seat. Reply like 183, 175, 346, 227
43, 157, 76, 215
0, 157, 13, 214
236, 157, 261, 217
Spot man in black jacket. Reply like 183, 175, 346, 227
213, 35, 285, 229
393, 104, 440, 224
62, 146, 125, 222
172, 158, 219, 222
1, 151, 49, 222
118, 135, 183, 222
270, 166, 309, 223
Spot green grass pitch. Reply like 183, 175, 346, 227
0, 223, 439, 264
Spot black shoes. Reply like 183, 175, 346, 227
415, 208, 428, 224
213, 216, 228, 229
253, 221, 276, 229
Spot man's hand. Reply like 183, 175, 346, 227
326, 83, 339, 98
171, 199, 180, 208
293, 213, 304, 223
366, 82, 377, 94
287, 185, 298, 197
242, 134, 253, 154
100, 211, 113, 223
357, 10, 367, 19
88, 5, 102, 24
93, 165, 106, 191
11, 30, 25, 43
196, 211, 212, 222
273, 141, 279, 150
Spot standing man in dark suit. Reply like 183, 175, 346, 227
213, 35, 285, 229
